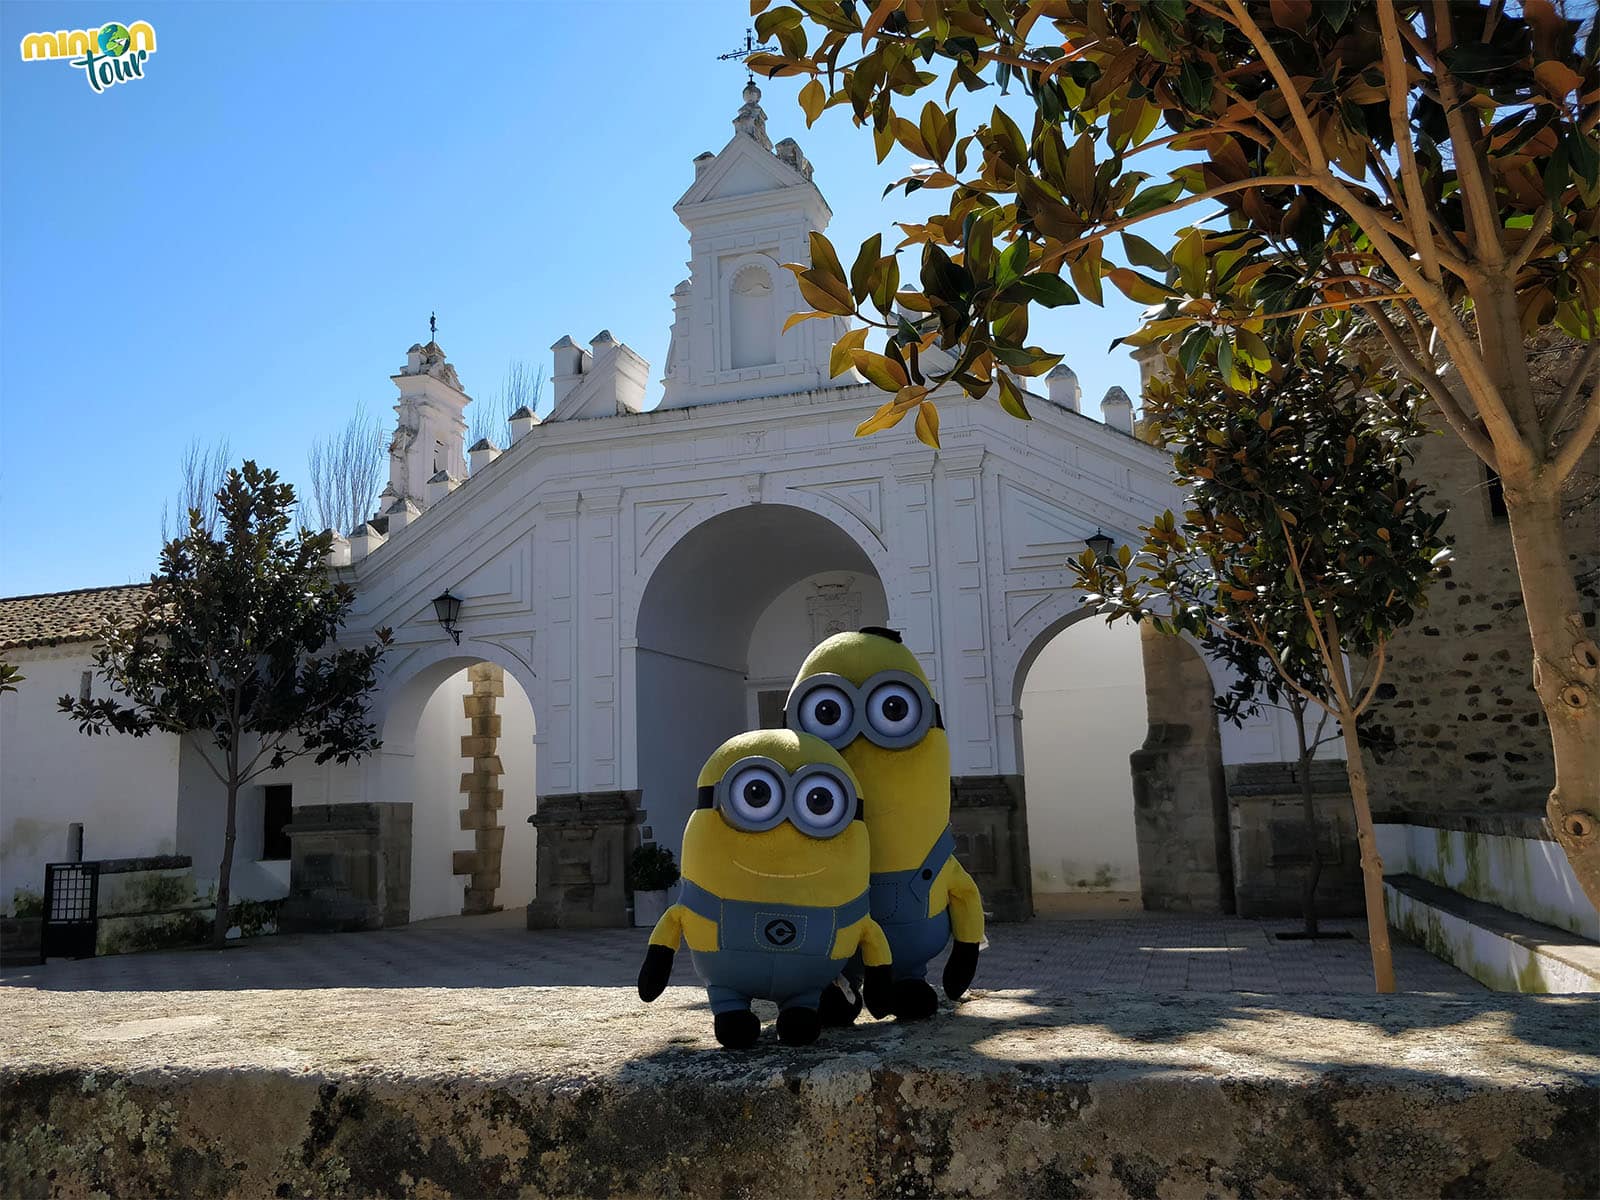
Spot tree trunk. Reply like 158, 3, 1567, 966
1499, 484, 1600, 912
1294, 720, 1322, 938
212, 778, 238, 949
1292, 761, 1318, 940
1339, 709, 1396, 993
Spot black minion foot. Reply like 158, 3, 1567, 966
818, 979, 863, 1027
776, 1006, 822, 1045
713, 1010, 761, 1049
891, 978, 940, 1021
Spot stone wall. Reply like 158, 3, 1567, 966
1364, 390, 1599, 815
3, 988, 1595, 1199
454, 663, 506, 915
1131, 625, 1234, 911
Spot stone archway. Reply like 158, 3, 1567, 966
1004, 604, 1233, 917
632, 503, 887, 861
372, 648, 540, 921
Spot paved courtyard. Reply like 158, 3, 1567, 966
1, 908, 1479, 994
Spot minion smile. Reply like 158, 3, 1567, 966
731, 859, 826, 879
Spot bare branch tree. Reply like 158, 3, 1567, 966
470, 360, 545, 451
306, 404, 386, 536
160, 437, 231, 543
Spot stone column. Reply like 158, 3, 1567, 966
951, 775, 1033, 922
1131, 626, 1234, 912
280, 803, 412, 932
454, 663, 506, 915
525, 790, 643, 929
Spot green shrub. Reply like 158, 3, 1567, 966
10, 888, 43, 919
628, 844, 680, 892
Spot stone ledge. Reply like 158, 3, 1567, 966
0, 988, 1594, 1198
1373, 809, 1552, 841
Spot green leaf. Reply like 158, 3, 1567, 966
808, 230, 846, 285
1005, 272, 1080, 307
798, 79, 826, 126
1125, 180, 1183, 218
994, 237, 1030, 289
997, 372, 1033, 420
850, 233, 883, 303
1120, 232, 1171, 273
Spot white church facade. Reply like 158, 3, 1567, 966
1, 85, 1321, 933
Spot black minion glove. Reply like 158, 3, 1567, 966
943, 940, 980, 999
637, 944, 675, 1002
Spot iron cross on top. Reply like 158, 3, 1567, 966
716, 27, 776, 78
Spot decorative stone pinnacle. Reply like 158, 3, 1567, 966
734, 81, 771, 151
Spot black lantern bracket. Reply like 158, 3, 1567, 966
432, 589, 463, 645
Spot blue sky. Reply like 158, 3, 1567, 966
1, 1, 1154, 596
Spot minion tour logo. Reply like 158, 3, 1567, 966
19, 20, 157, 93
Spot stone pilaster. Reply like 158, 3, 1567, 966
454, 663, 506, 914
950, 775, 1033, 922
526, 791, 643, 929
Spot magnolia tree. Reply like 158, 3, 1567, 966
60, 463, 391, 948
751, 0, 1600, 906
1074, 338, 1447, 990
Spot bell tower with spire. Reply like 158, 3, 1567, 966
384, 331, 470, 514
659, 81, 850, 408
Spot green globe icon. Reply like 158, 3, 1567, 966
97, 23, 131, 56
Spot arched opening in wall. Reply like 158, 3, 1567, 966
380, 655, 539, 923
1012, 616, 1233, 917
729, 264, 777, 369
1015, 615, 1148, 916
636, 505, 884, 859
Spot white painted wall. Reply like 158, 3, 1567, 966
1019, 620, 1145, 896
497, 674, 537, 910
745, 571, 890, 723
0, 648, 181, 908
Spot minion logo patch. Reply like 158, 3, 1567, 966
762, 916, 801, 948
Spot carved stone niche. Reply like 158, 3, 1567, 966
526, 791, 643, 930
279, 803, 413, 933
950, 775, 1033, 922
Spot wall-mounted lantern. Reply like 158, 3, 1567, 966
432, 589, 463, 645
1085, 529, 1116, 565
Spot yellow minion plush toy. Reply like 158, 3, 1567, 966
636, 729, 894, 1048
784, 627, 984, 1020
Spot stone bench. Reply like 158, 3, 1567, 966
1, 987, 1594, 1198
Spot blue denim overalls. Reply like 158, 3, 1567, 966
866, 826, 957, 982
679, 878, 871, 1014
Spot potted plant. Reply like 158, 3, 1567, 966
1, 888, 45, 967
628, 844, 680, 929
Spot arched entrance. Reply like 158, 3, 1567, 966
1009, 610, 1233, 916
376, 650, 539, 922
633, 503, 886, 856
1016, 616, 1147, 915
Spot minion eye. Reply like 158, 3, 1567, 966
867, 681, 922, 739
790, 772, 851, 838
725, 764, 785, 828
797, 684, 854, 744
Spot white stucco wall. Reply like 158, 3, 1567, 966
409, 668, 474, 922
1018, 620, 1145, 896
745, 571, 890, 722
0, 648, 182, 909
496, 674, 537, 911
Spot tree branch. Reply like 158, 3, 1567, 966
1376, 0, 1444, 285
1543, 339, 1600, 448
1551, 375, 1600, 482
1360, 301, 1499, 466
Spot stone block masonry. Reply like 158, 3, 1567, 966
455, 663, 507, 914
0, 986, 1593, 1198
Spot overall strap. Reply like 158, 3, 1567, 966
905, 826, 957, 910
835, 887, 871, 929
675, 878, 723, 924
918, 826, 957, 879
